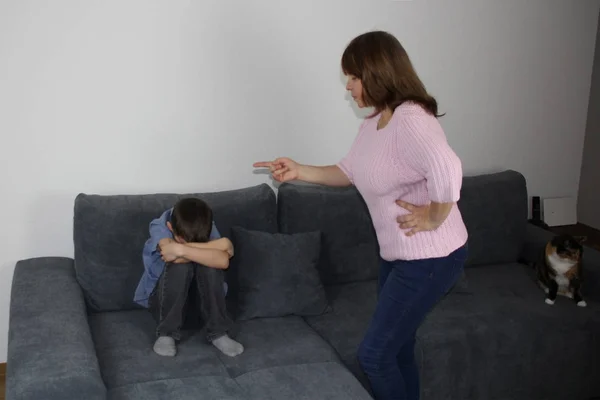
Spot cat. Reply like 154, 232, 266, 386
535, 234, 587, 307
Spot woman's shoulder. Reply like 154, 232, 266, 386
392, 101, 443, 135
394, 100, 436, 119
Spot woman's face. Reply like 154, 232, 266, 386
345, 75, 365, 108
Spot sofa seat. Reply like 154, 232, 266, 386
303, 280, 377, 390
306, 262, 600, 400
89, 310, 371, 399
108, 375, 245, 400
304, 279, 490, 395
106, 362, 369, 400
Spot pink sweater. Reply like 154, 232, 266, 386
337, 102, 468, 261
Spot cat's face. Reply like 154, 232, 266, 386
553, 235, 583, 262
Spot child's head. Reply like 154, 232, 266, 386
167, 197, 213, 243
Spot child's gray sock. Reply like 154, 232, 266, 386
153, 336, 177, 357
212, 334, 244, 357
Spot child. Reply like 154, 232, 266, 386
133, 197, 244, 357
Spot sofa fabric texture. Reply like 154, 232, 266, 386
228, 226, 329, 320
277, 183, 381, 285
7, 170, 600, 400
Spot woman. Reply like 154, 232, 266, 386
253, 30, 468, 400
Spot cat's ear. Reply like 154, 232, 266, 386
574, 235, 586, 244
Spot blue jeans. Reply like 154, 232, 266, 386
357, 244, 468, 400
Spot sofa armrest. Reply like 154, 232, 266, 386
7, 257, 106, 400
520, 223, 600, 299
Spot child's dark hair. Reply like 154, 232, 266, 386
170, 197, 213, 243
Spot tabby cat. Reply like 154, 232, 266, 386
535, 234, 586, 307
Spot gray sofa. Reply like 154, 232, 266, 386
6, 169, 600, 400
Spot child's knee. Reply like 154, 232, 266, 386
194, 264, 225, 286
164, 262, 194, 283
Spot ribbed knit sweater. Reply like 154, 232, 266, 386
337, 101, 468, 261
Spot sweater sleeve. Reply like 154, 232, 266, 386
336, 119, 368, 184
400, 114, 463, 203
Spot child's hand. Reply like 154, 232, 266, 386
160, 241, 184, 262
157, 238, 175, 252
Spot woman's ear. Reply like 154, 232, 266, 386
167, 221, 173, 232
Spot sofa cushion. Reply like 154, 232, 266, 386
73, 184, 277, 313
277, 183, 380, 285
108, 362, 372, 400
211, 315, 341, 378
234, 362, 373, 400
228, 226, 329, 320
306, 262, 599, 400
109, 376, 246, 400
458, 170, 528, 266
303, 280, 379, 389
89, 310, 229, 389
89, 310, 341, 389
462, 262, 600, 328
422, 262, 599, 400
303, 275, 471, 389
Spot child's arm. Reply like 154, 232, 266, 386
160, 241, 230, 269
184, 238, 234, 258
180, 246, 230, 269
183, 222, 234, 257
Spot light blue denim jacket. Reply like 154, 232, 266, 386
133, 208, 221, 308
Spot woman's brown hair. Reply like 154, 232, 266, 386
341, 30, 443, 118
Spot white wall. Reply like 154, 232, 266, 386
0, 0, 598, 363
579, 10, 600, 230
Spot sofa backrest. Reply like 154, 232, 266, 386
458, 169, 528, 266
73, 183, 277, 313
277, 170, 529, 285
277, 183, 380, 285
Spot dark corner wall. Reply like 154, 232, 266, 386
578, 9, 600, 230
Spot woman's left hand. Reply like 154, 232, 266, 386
395, 200, 440, 236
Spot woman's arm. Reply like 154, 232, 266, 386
429, 202, 454, 227
395, 113, 463, 234
297, 164, 352, 187
402, 114, 463, 207
396, 199, 455, 236
254, 121, 364, 188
